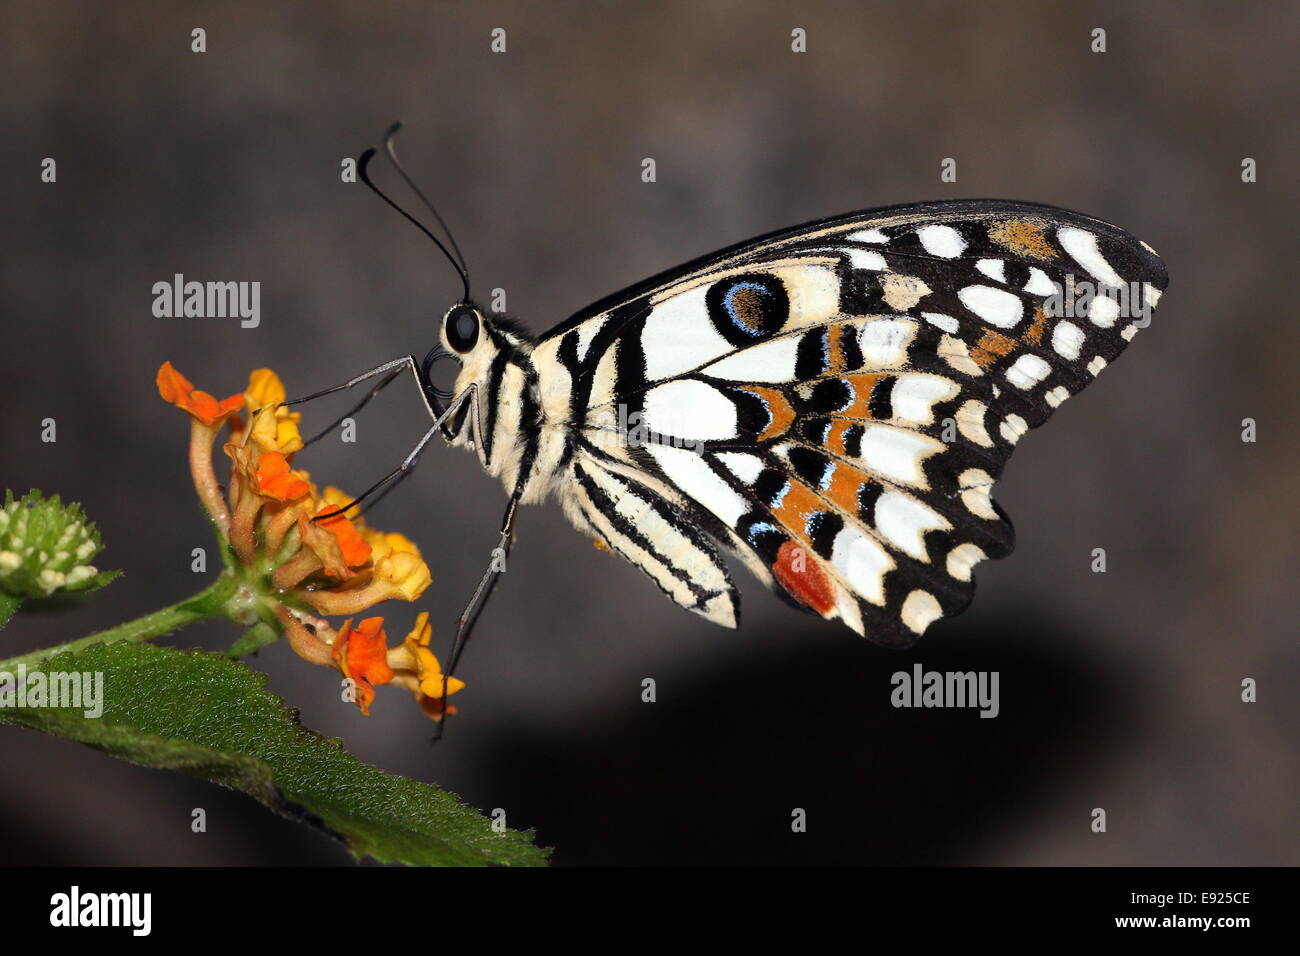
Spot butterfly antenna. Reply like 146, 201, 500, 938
358, 139, 472, 302
382, 122, 470, 280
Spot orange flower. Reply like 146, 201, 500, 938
332, 617, 395, 716
156, 362, 243, 427
253, 451, 311, 502
313, 505, 372, 570
417, 696, 456, 721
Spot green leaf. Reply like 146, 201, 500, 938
0, 592, 20, 629
0, 642, 549, 866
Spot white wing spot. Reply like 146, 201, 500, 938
1087, 294, 1120, 328
846, 228, 888, 244
901, 590, 943, 634
858, 318, 917, 367
642, 285, 732, 380
715, 451, 763, 485
646, 444, 748, 526
1005, 354, 1051, 389
575, 318, 607, 363
644, 380, 737, 442
1087, 356, 1107, 376
847, 248, 887, 271
959, 285, 1023, 328
875, 492, 949, 561
917, 224, 967, 258
922, 312, 959, 334
956, 399, 992, 447
703, 334, 802, 383
890, 375, 957, 424
945, 543, 987, 582
1058, 226, 1122, 287
1045, 385, 1070, 408
999, 414, 1028, 445
858, 425, 940, 486
830, 528, 893, 605
976, 259, 1006, 283
1024, 267, 1056, 296
1051, 321, 1085, 360
958, 469, 998, 519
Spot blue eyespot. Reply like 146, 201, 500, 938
706, 273, 789, 345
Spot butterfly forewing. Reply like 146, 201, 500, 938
531, 200, 1167, 645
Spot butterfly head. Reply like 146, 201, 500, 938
421, 303, 488, 417
441, 302, 483, 355
423, 302, 532, 439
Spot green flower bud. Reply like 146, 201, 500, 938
0, 490, 119, 598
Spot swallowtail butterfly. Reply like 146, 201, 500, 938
317, 130, 1168, 663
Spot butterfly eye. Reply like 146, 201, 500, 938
444, 305, 481, 353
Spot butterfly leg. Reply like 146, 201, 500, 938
281, 355, 425, 410
253, 354, 435, 451
314, 384, 476, 520
433, 491, 519, 738
301, 367, 405, 447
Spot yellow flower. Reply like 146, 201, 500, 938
241, 368, 304, 456
363, 529, 421, 562
375, 550, 432, 601
387, 612, 464, 722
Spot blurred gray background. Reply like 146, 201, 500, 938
1, 0, 1295, 865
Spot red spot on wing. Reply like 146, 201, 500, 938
772, 540, 836, 616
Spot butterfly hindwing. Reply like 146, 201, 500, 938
563, 455, 739, 627
532, 200, 1168, 645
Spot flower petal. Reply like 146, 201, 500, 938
245, 368, 287, 408
242, 369, 304, 455
253, 451, 311, 502
364, 529, 421, 561
416, 695, 457, 722
373, 550, 432, 601
157, 362, 243, 427
332, 616, 394, 715
315, 506, 372, 569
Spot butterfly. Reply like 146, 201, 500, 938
307, 126, 1167, 672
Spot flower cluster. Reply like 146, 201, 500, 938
156, 362, 462, 720
0, 490, 118, 598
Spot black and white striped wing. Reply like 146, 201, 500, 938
532, 200, 1168, 645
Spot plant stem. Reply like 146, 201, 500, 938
0, 574, 238, 671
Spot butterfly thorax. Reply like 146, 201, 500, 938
445, 316, 570, 505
